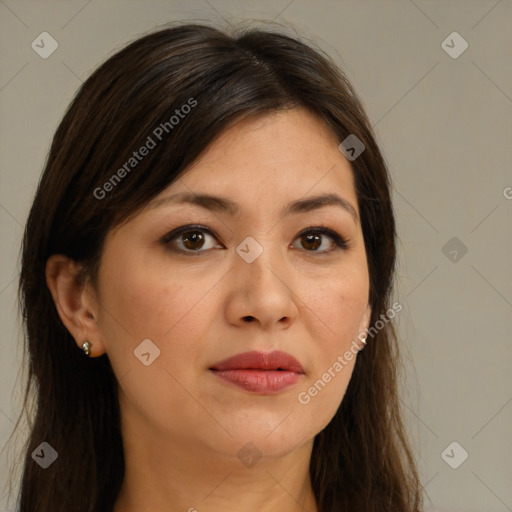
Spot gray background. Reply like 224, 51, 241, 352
1, 1, 511, 511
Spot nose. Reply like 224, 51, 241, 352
224, 240, 299, 331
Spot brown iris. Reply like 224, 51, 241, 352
181, 231, 206, 250
300, 233, 322, 251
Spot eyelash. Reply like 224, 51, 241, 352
160, 224, 350, 256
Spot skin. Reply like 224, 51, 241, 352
46, 107, 371, 512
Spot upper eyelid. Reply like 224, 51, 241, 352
161, 224, 347, 251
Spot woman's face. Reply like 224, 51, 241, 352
90, 107, 371, 461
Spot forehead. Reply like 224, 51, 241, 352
172, 107, 358, 208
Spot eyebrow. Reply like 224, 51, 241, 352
148, 192, 359, 223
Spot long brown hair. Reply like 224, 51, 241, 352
14, 22, 422, 511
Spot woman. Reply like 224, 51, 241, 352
15, 22, 422, 512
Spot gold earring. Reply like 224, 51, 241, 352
81, 340, 92, 357
359, 336, 367, 351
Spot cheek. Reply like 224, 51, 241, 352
96, 251, 221, 383
304, 263, 369, 349
294, 264, 368, 417
97, 250, 205, 341
95, 254, 219, 432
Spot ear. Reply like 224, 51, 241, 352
45, 254, 106, 357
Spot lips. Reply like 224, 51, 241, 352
210, 350, 305, 374
209, 350, 305, 394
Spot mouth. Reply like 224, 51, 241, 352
209, 350, 305, 394
210, 350, 305, 373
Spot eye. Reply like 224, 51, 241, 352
161, 225, 222, 255
161, 224, 349, 255
291, 226, 349, 253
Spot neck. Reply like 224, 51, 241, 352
113, 427, 318, 512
